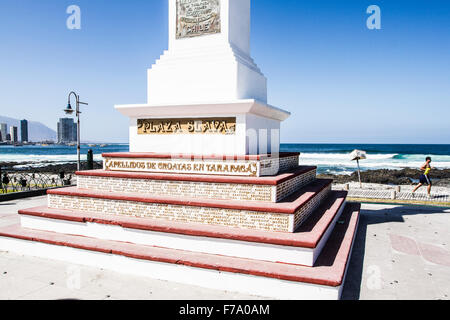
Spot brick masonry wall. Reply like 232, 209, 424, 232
48, 182, 330, 233
78, 176, 273, 202
293, 185, 332, 232
77, 168, 316, 203
275, 170, 317, 202
104, 155, 299, 177
260, 155, 299, 176
48, 194, 292, 232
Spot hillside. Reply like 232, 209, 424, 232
0, 115, 57, 142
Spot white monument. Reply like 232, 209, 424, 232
116, 0, 290, 156
0, 0, 360, 300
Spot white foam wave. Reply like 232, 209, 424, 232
0, 154, 103, 163
300, 152, 450, 170
299, 153, 399, 160
301, 159, 450, 170
2, 151, 449, 172
394, 154, 450, 161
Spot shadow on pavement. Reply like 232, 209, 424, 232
341, 203, 449, 300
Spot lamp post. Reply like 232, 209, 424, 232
64, 92, 88, 171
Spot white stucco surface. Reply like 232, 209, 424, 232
114, 0, 290, 155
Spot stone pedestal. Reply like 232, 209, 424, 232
0, 0, 360, 300
102, 152, 301, 177
0, 149, 360, 299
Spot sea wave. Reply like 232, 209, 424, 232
299, 152, 450, 175
301, 152, 450, 163
300, 153, 400, 160
0, 153, 104, 163
302, 160, 450, 169
392, 154, 450, 161
2, 147, 449, 175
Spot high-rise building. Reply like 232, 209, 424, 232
72, 122, 78, 142
57, 118, 77, 144
10, 126, 18, 143
0, 123, 6, 142
20, 119, 29, 143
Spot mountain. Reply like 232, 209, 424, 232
0, 115, 56, 142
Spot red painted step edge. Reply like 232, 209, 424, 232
19, 191, 348, 249
1, 203, 361, 287
47, 179, 333, 215
102, 152, 300, 161
76, 166, 317, 186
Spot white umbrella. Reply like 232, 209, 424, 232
350, 150, 367, 188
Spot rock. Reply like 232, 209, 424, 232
318, 168, 450, 187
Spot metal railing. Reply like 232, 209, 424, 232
0, 160, 102, 194
0, 168, 74, 194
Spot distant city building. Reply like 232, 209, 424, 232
0, 123, 6, 142
20, 119, 29, 143
72, 122, 77, 142
6, 133, 11, 142
57, 118, 77, 144
10, 126, 18, 143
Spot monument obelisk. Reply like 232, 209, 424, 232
116, 0, 290, 156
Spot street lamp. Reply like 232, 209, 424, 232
64, 91, 88, 171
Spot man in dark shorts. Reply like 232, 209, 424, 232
412, 157, 433, 198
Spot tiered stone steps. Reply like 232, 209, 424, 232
47, 178, 332, 233
18, 190, 347, 266
0, 202, 360, 300
0, 158, 361, 300
76, 166, 317, 203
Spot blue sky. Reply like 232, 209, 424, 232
0, 0, 449, 144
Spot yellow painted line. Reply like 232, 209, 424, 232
347, 197, 450, 208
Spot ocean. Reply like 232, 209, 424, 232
0, 144, 129, 167
281, 144, 450, 175
1, 143, 449, 175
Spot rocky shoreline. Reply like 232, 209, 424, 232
0, 161, 103, 174
318, 168, 450, 187
2, 161, 450, 187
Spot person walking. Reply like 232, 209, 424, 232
412, 157, 434, 198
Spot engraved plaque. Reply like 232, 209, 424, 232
176, 0, 221, 39
137, 118, 236, 135
104, 158, 258, 177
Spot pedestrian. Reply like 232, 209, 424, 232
412, 157, 434, 199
